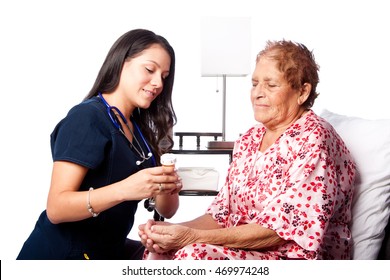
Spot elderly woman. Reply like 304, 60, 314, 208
139, 40, 356, 260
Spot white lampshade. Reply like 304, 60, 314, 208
201, 17, 251, 77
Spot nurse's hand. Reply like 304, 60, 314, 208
120, 165, 181, 200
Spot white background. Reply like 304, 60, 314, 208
1, 0, 389, 275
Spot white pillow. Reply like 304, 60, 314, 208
319, 109, 390, 259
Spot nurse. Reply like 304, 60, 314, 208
17, 29, 182, 260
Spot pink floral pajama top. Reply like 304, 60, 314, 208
174, 110, 356, 260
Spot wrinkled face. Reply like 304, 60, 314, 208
118, 43, 171, 109
250, 56, 304, 130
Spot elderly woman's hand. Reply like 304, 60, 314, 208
140, 222, 197, 253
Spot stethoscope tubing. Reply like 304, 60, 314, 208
97, 92, 156, 166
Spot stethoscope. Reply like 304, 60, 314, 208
98, 93, 158, 213
98, 92, 156, 166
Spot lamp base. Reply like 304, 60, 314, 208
206, 141, 234, 149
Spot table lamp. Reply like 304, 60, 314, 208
201, 16, 251, 148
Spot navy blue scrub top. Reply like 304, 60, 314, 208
17, 97, 155, 259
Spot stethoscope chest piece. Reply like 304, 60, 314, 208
144, 198, 156, 212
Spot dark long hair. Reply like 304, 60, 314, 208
84, 29, 176, 164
